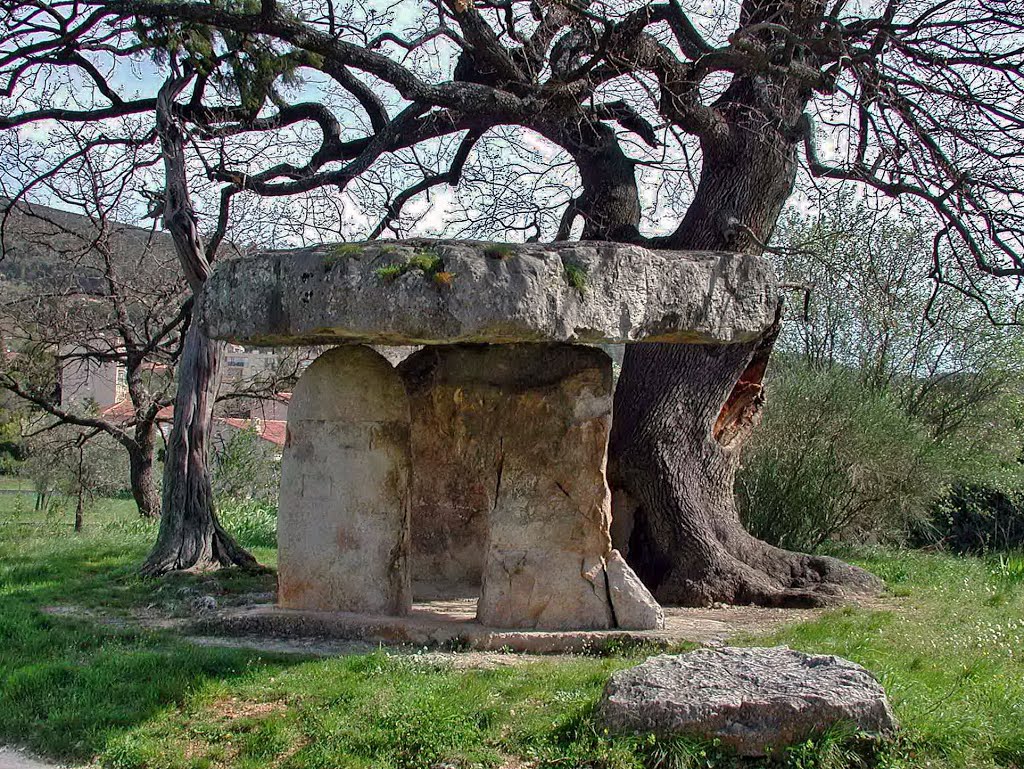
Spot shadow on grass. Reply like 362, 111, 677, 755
0, 533, 294, 762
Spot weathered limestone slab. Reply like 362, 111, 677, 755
399, 350, 491, 597
606, 549, 664, 630
599, 647, 897, 756
277, 345, 412, 615
200, 240, 777, 347
400, 344, 618, 630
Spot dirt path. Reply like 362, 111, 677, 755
42, 596, 850, 665
45, 579, 908, 668
0, 747, 64, 769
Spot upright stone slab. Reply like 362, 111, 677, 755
400, 348, 492, 598
400, 344, 616, 630
278, 345, 411, 615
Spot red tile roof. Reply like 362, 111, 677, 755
217, 417, 287, 447
100, 400, 174, 424
101, 401, 285, 447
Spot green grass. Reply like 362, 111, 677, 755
374, 263, 406, 281
0, 476, 33, 491
0, 525, 284, 762
374, 249, 447, 284
563, 261, 588, 294
765, 547, 1024, 769
0, 488, 138, 528
407, 249, 443, 275
322, 243, 364, 268
1, 501, 1022, 768
329, 243, 363, 258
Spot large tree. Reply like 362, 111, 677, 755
1, 0, 1021, 598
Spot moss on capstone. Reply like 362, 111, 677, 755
484, 244, 514, 260
375, 248, 450, 284
563, 262, 587, 294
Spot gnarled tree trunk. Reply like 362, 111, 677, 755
141, 71, 258, 575
141, 306, 258, 574
553, 80, 880, 606
609, 79, 881, 606
610, 325, 880, 606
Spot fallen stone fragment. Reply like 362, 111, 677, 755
606, 550, 664, 630
599, 646, 897, 756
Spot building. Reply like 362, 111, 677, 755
221, 345, 285, 388
59, 346, 126, 408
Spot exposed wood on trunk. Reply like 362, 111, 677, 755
713, 308, 780, 449
608, 73, 881, 606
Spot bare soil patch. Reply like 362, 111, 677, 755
37, 595, 895, 668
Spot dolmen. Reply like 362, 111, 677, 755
200, 240, 777, 631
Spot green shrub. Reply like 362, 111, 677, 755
211, 425, 279, 502
217, 498, 277, 549
914, 484, 1024, 553
738, 362, 947, 551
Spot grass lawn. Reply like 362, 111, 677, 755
0, 497, 1022, 769
0, 486, 139, 527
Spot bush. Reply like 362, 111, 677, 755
914, 484, 1024, 554
738, 362, 948, 551
211, 425, 280, 502
217, 498, 277, 549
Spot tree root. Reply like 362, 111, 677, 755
140, 524, 262, 577
648, 534, 883, 608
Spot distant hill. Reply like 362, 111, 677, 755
0, 198, 181, 293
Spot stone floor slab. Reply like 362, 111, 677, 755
194, 599, 825, 654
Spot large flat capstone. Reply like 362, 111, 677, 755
599, 647, 897, 756
200, 240, 777, 346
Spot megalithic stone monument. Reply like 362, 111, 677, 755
200, 240, 778, 631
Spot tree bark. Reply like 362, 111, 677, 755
141, 305, 259, 575
547, 119, 642, 242
128, 422, 160, 518
610, 330, 880, 606
74, 444, 84, 533
609, 78, 882, 606
141, 71, 259, 575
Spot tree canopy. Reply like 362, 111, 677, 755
1, 0, 1021, 284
